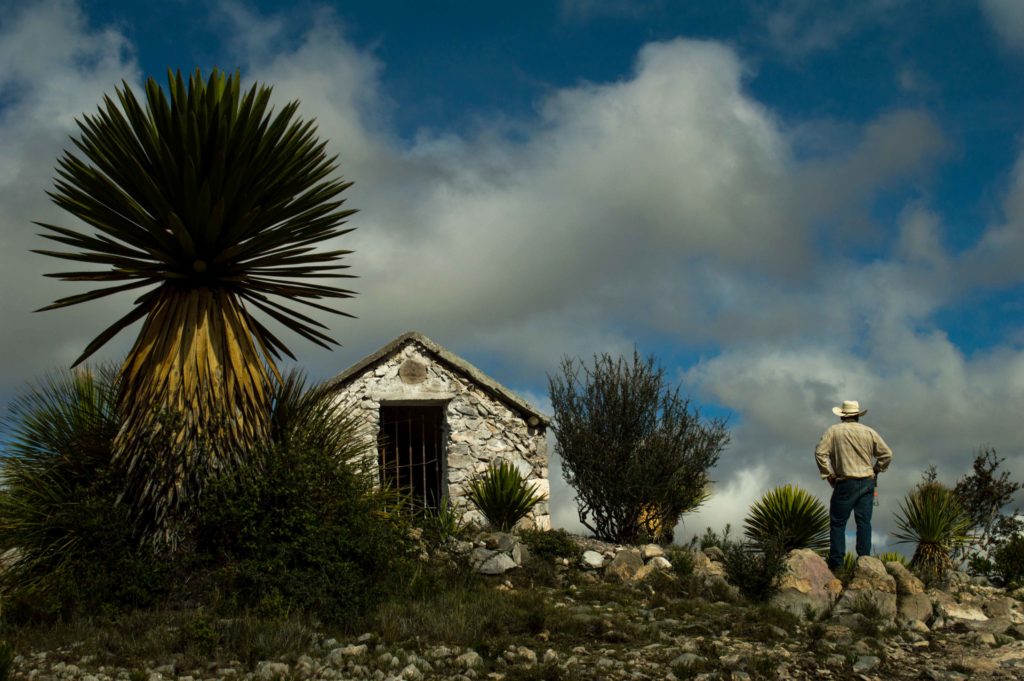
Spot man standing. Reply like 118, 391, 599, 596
815, 400, 893, 570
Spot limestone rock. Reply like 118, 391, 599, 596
885, 561, 933, 622
455, 651, 482, 669
641, 544, 666, 561
770, 548, 842, 618
648, 555, 673, 570
936, 601, 988, 622
835, 556, 897, 620
605, 549, 644, 582
581, 550, 605, 569
478, 552, 518, 575
692, 550, 727, 578
703, 546, 725, 562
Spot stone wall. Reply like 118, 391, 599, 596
334, 340, 551, 529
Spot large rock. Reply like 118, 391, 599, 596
835, 556, 897, 620
581, 550, 605, 569
885, 561, 933, 623
605, 549, 644, 582
478, 552, 518, 575
692, 550, 727, 578
641, 544, 666, 561
769, 549, 842, 618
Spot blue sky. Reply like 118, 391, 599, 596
1, 0, 1022, 545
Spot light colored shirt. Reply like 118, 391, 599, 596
814, 420, 892, 480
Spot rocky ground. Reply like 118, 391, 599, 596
9, 534, 1024, 681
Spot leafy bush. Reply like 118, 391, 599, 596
874, 551, 908, 566
549, 350, 728, 543
466, 459, 546, 531
722, 539, 787, 602
744, 484, 829, 553
0, 367, 177, 621
519, 528, 582, 563
194, 373, 416, 623
893, 481, 972, 584
992, 528, 1024, 588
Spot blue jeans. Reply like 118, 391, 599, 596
828, 477, 875, 569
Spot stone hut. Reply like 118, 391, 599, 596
328, 331, 551, 530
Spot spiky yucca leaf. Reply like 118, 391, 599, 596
875, 551, 908, 566
744, 484, 830, 553
467, 459, 546, 532
892, 482, 972, 582
34, 68, 356, 532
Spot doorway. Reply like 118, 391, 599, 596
377, 404, 445, 511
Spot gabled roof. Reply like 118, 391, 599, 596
327, 331, 550, 426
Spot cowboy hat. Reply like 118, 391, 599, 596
832, 400, 867, 417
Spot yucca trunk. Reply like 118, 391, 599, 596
113, 286, 275, 523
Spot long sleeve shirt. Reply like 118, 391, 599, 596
814, 420, 893, 480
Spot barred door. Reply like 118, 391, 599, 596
377, 405, 444, 511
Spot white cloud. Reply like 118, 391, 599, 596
2, 1, 1021, 548
755, 0, 907, 58
980, 0, 1024, 54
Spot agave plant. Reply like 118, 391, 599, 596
34, 69, 356, 532
874, 551, 908, 566
892, 482, 972, 582
744, 484, 830, 553
466, 459, 546, 532
0, 366, 121, 596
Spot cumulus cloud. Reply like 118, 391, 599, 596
754, 0, 908, 57
2, 1, 1021, 546
979, 0, 1024, 54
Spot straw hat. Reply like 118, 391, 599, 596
832, 400, 867, 417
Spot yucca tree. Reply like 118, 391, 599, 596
34, 68, 356, 533
744, 484, 830, 554
893, 482, 973, 582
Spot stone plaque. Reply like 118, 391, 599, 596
399, 359, 428, 384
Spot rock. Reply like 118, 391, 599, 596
581, 550, 605, 569
605, 549, 644, 582
936, 601, 988, 622
483, 532, 517, 553
886, 562, 933, 623
633, 564, 658, 582
852, 655, 880, 673
641, 544, 666, 561
255, 662, 290, 681
983, 595, 1021, 620
692, 550, 727, 578
648, 556, 673, 570
703, 546, 725, 562
835, 556, 897, 620
398, 663, 422, 680
456, 652, 482, 669
478, 552, 518, 575
542, 649, 558, 664
770, 548, 843, 617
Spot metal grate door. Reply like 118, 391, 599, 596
377, 405, 444, 512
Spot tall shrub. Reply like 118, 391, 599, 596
893, 480, 972, 583
0, 367, 175, 620
549, 350, 728, 543
194, 372, 415, 622
466, 459, 546, 532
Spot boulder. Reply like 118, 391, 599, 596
692, 550, 727, 578
936, 600, 988, 622
605, 549, 644, 582
641, 544, 666, 561
769, 548, 842, 618
885, 561, 933, 623
478, 552, 518, 575
581, 550, 605, 569
703, 546, 726, 562
648, 556, 673, 570
835, 556, 897, 620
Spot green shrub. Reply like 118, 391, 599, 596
992, 531, 1024, 588
466, 459, 545, 532
875, 551, 908, 566
194, 373, 416, 624
518, 528, 581, 563
744, 484, 829, 553
429, 495, 467, 541
722, 540, 786, 602
893, 481, 972, 584
549, 350, 728, 543
0, 367, 178, 621
0, 641, 14, 681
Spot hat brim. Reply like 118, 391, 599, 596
833, 407, 868, 417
